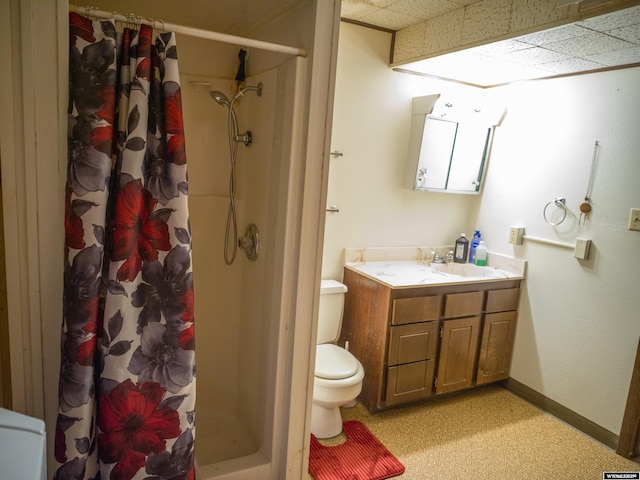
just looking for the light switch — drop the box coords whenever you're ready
[628,208,640,232]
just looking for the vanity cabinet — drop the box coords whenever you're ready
[340,267,520,412]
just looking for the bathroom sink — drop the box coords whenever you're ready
[344,259,522,288]
[430,262,508,279]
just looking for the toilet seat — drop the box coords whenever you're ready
[315,344,359,380]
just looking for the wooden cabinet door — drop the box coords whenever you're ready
[477,311,517,385]
[436,316,481,395]
[386,360,435,406]
[388,322,438,366]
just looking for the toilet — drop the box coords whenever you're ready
[311,279,365,439]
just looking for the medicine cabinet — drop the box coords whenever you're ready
[405,94,503,194]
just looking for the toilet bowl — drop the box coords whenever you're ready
[311,280,365,439]
[312,343,364,438]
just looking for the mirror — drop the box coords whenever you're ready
[405,94,499,194]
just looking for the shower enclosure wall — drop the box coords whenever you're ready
[178,33,305,479]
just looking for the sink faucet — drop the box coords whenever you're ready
[432,250,454,264]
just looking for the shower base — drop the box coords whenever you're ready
[196,413,259,466]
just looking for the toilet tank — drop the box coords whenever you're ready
[317,279,348,344]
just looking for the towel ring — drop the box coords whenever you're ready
[543,197,567,226]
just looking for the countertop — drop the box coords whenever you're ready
[344,258,525,289]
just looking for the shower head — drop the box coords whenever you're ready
[210,82,263,109]
[209,90,230,107]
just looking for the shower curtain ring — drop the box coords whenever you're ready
[86,6,98,20]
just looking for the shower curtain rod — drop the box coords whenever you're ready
[70,5,307,57]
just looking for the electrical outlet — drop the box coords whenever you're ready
[509,226,525,245]
[629,208,640,232]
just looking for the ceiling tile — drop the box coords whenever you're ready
[544,31,637,57]
[387,0,460,20]
[394,23,427,60]
[341,1,382,21]
[500,46,571,66]
[609,24,640,44]
[517,24,590,46]
[422,10,465,54]
[472,39,538,55]
[539,56,606,74]
[462,0,513,44]
[369,0,399,6]
[359,8,418,30]
[509,0,567,32]
[585,46,640,66]
[578,5,640,31]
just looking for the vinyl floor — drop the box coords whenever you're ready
[309,384,639,479]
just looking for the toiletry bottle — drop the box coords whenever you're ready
[475,241,488,266]
[469,230,481,264]
[454,233,469,263]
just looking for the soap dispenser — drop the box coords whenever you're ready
[454,233,469,263]
[475,241,488,266]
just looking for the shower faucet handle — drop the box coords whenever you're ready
[238,223,259,261]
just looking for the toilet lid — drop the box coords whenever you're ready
[315,344,359,380]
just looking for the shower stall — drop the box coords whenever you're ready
[177,33,307,479]
[2,1,341,479]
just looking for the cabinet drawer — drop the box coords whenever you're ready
[391,296,441,325]
[388,322,438,366]
[385,359,435,406]
[486,288,520,313]
[443,291,483,318]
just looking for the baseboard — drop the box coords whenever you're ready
[505,378,619,451]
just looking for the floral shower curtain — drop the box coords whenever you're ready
[55,13,196,480]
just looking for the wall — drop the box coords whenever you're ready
[477,68,640,435]
[322,22,483,280]
[325,21,640,438]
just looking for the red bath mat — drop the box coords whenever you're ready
[309,420,405,480]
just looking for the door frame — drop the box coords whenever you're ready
[617,336,640,458]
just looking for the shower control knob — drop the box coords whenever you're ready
[238,223,259,261]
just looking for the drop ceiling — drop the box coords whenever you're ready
[341,1,640,87]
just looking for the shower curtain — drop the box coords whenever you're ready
[55,13,195,480]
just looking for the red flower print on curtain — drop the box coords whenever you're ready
[56,13,196,480]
